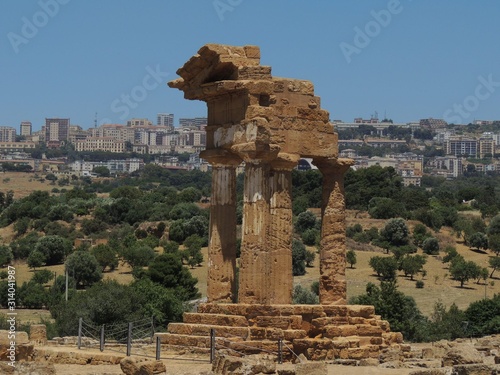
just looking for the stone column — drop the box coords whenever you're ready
[268,155,299,304]
[200,150,241,303]
[313,158,354,305]
[238,160,271,304]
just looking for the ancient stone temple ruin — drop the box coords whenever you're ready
[160,44,403,360]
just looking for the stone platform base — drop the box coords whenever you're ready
[156,303,405,361]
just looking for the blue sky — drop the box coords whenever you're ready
[1,0,500,131]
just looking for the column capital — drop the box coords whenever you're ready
[312,157,355,175]
[270,153,300,171]
[231,142,280,164]
[200,149,242,166]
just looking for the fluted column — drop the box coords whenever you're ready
[238,161,271,304]
[313,158,354,305]
[200,150,241,303]
[268,155,299,304]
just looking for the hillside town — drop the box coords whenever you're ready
[1,115,500,185]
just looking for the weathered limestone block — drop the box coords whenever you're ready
[0,361,56,375]
[0,330,33,362]
[292,339,334,361]
[356,324,383,336]
[30,324,47,345]
[408,370,449,375]
[442,345,484,367]
[157,333,210,348]
[252,316,293,330]
[120,357,167,375]
[183,313,248,327]
[212,353,276,375]
[451,364,493,375]
[295,361,327,375]
[168,323,249,339]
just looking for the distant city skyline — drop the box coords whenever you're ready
[1,1,499,131]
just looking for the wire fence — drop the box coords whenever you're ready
[77,318,302,363]
[77,317,155,357]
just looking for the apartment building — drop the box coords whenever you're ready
[45,118,70,143]
[430,156,463,178]
[20,121,32,137]
[0,126,16,142]
[420,118,448,129]
[0,142,36,153]
[74,137,125,153]
[479,137,496,158]
[157,113,174,129]
[127,118,152,127]
[445,137,478,158]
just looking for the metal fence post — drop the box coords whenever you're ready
[278,338,283,364]
[77,318,82,349]
[100,325,105,352]
[126,322,133,356]
[210,329,216,364]
[150,316,155,344]
[156,335,161,360]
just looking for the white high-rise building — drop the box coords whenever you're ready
[157,113,174,129]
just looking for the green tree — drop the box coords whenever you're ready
[65,250,102,287]
[465,294,500,337]
[426,301,466,341]
[91,244,118,272]
[292,284,319,304]
[27,250,46,270]
[19,281,48,308]
[13,217,30,237]
[412,223,431,247]
[45,173,57,182]
[469,232,489,251]
[350,281,426,341]
[442,246,459,263]
[368,197,406,219]
[422,237,440,255]
[346,249,357,268]
[292,239,307,276]
[122,244,156,269]
[400,254,427,280]
[32,269,54,285]
[93,166,110,177]
[489,256,500,278]
[35,235,73,265]
[380,218,410,247]
[294,211,317,235]
[178,187,202,203]
[369,256,398,281]
[489,234,500,256]
[130,278,184,325]
[147,253,199,301]
[488,214,500,237]
[304,249,316,267]
[302,228,320,246]
[346,223,363,238]
[450,257,481,288]
[0,245,13,266]
[50,280,144,336]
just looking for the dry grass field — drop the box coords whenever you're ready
[0,171,57,199]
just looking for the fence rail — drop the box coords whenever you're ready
[77,321,299,363]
